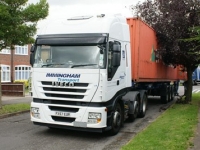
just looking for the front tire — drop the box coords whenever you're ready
[109,102,123,135]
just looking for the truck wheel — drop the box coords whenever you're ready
[168,87,171,101]
[161,92,169,104]
[193,80,197,85]
[161,86,169,104]
[128,97,139,122]
[138,94,147,118]
[109,102,122,135]
[170,86,174,101]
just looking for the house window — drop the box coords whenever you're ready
[0,47,11,54]
[15,65,31,80]
[1,65,10,82]
[15,45,28,55]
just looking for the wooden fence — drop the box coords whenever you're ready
[1,83,25,97]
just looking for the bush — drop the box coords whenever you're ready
[14,80,29,89]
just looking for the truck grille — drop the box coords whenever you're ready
[33,98,88,106]
[43,87,86,93]
[51,116,75,123]
[42,81,88,87]
[49,106,79,113]
[41,81,89,100]
[49,106,78,123]
[45,93,84,99]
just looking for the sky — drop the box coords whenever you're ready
[28,0,144,34]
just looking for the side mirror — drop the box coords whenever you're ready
[30,45,35,53]
[30,45,35,66]
[113,43,121,52]
[30,53,34,66]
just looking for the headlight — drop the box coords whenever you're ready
[31,107,40,119]
[88,112,101,124]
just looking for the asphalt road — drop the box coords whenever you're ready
[192,84,200,93]
[0,94,180,150]
[2,96,32,106]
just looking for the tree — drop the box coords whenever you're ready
[132,0,200,103]
[183,26,200,50]
[0,0,49,108]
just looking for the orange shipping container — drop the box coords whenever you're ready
[126,18,186,82]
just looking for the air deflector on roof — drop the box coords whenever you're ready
[36,34,108,46]
[67,16,93,20]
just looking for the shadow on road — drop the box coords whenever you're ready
[33,96,173,138]
[148,96,162,105]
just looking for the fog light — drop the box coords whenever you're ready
[88,112,101,124]
[31,107,40,119]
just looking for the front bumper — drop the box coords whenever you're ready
[31,102,108,130]
[33,122,111,133]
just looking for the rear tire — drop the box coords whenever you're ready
[109,102,123,135]
[138,94,147,118]
[170,86,174,101]
[128,97,139,122]
[161,86,169,104]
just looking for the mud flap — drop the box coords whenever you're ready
[122,91,140,115]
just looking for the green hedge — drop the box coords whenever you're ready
[14,80,29,89]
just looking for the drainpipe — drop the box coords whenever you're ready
[11,48,14,83]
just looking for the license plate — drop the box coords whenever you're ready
[55,111,70,117]
[73,121,87,127]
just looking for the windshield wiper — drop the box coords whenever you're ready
[71,64,97,68]
[42,63,65,67]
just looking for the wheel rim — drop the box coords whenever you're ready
[113,104,122,128]
[134,102,139,118]
[142,95,147,112]
[113,111,121,127]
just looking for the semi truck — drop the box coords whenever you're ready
[30,14,186,135]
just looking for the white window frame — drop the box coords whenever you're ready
[0,47,11,54]
[15,45,28,55]
[1,65,11,82]
[15,65,31,80]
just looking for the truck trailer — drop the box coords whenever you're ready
[30,14,186,135]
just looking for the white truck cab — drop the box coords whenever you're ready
[30,14,146,135]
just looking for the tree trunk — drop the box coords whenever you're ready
[185,67,193,103]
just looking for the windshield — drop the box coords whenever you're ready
[33,45,106,69]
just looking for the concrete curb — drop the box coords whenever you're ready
[0,110,30,119]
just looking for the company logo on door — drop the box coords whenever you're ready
[46,73,81,82]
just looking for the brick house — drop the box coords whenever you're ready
[0,45,32,83]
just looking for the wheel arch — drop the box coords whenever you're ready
[122,91,140,114]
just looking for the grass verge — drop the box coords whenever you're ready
[0,103,30,115]
[121,93,200,150]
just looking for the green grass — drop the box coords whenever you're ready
[0,103,30,115]
[122,94,200,150]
